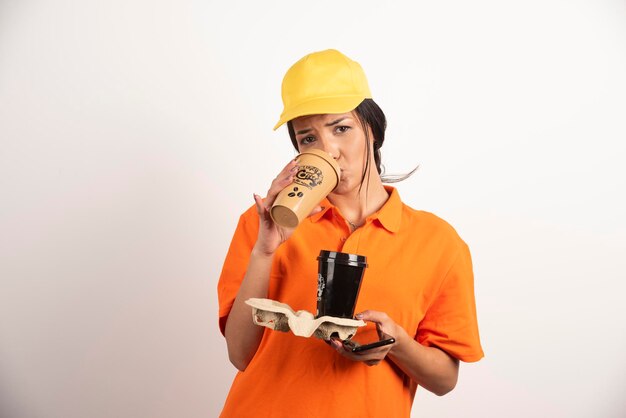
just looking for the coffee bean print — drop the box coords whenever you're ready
[288,192,296,197]
[297,192,303,197]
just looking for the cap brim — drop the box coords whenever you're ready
[273,95,367,130]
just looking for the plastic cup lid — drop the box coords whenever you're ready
[317,250,367,267]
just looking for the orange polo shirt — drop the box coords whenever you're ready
[217,186,483,418]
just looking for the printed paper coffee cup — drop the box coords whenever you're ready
[271,149,340,228]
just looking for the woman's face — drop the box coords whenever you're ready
[291,112,374,195]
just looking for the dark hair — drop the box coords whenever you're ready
[287,99,416,184]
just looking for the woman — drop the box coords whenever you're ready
[218,49,483,417]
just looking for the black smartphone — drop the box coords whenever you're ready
[342,327,395,352]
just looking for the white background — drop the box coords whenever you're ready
[1,1,625,417]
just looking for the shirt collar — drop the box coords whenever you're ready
[308,185,402,233]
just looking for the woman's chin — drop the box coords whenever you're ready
[331,181,356,196]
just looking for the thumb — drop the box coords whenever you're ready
[356,310,400,339]
[355,310,389,325]
[253,194,268,216]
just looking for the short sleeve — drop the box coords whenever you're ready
[416,243,484,362]
[217,206,259,336]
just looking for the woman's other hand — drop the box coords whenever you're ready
[329,310,401,366]
[331,310,460,395]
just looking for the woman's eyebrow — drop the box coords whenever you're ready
[325,117,347,127]
[296,117,349,135]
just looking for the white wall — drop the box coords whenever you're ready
[1,1,625,417]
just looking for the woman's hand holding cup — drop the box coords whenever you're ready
[253,159,323,256]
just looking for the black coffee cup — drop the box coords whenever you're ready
[316,251,368,318]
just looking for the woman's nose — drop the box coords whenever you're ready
[316,136,340,160]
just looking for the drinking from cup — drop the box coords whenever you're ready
[270,149,340,228]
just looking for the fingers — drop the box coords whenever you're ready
[264,160,299,207]
[354,310,400,354]
[329,338,388,366]
[330,338,344,352]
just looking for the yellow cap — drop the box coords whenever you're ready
[273,49,372,130]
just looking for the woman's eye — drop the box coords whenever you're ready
[300,136,315,145]
[335,125,351,134]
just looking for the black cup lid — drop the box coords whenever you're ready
[317,250,367,267]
